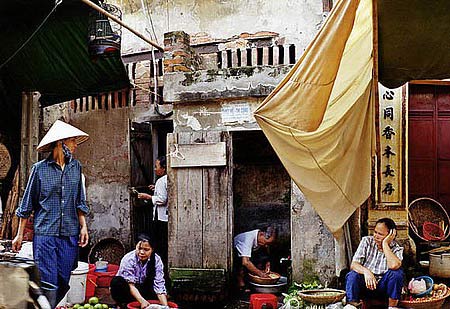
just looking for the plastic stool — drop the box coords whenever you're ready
[250,293,277,309]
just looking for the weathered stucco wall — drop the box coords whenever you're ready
[173,99,261,132]
[43,103,132,248]
[112,0,324,54]
[291,183,337,284]
[70,108,131,247]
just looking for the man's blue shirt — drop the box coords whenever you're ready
[16,156,89,236]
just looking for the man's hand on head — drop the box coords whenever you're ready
[382,228,396,249]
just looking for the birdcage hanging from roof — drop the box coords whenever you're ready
[88,0,122,57]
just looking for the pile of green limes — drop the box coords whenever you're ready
[71,297,111,309]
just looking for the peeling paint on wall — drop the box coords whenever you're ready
[173,99,261,133]
[179,113,204,131]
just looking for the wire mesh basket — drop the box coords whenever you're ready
[408,197,450,241]
[88,237,125,266]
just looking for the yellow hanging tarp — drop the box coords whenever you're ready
[254,0,374,234]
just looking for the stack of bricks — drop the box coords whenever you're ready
[164,31,201,73]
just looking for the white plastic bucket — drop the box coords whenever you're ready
[56,292,67,307]
[66,261,89,304]
[17,242,33,259]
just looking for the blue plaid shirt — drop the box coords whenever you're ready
[16,156,89,237]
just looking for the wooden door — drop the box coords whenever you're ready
[167,131,232,297]
[130,122,154,243]
[409,84,450,212]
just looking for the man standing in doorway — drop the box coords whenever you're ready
[137,156,168,267]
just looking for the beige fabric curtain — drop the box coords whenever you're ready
[254,0,374,234]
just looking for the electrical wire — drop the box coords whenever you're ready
[131,82,161,97]
[138,0,172,118]
[139,0,158,44]
[0,0,63,70]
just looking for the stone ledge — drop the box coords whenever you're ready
[163,65,293,103]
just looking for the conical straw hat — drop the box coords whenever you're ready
[37,120,89,152]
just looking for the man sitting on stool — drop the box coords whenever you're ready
[345,217,404,309]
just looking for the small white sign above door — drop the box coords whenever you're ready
[221,103,253,124]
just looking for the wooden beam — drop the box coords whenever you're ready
[79,0,164,51]
[409,79,450,86]
[20,92,39,197]
[372,0,382,205]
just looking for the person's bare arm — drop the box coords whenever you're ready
[242,257,269,278]
[351,261,377,290]
[12,218,28,252]
[129,283,150,308]
[382,229,402,270]
[77,210,89,247]
[157,293,168,306]
[137,193,152,200]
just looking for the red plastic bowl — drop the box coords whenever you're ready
[423,221,445,241]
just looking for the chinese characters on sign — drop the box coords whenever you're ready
[378,84,403,205]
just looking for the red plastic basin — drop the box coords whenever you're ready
[95,264,119,287]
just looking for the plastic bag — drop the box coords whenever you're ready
[408,278,426,294]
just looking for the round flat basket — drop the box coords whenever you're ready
[88,238,125,266]
[408,197,450,241]
[297,289,346,305]
[399,285,449,309]
[0,143,11,180]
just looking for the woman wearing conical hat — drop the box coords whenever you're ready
[12,120,90,308]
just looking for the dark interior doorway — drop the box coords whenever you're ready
[130,120,173,243]
[232,130,291,276]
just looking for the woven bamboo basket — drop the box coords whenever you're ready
[408,197,450,241]
[297,289,346,305]
[88,238,125,266]
[0,143,11,180]
[399,285,449,309]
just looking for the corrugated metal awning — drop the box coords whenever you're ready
[0,0,129,106]
[378,0,450,88]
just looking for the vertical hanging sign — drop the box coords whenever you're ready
[378,84,403,206]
